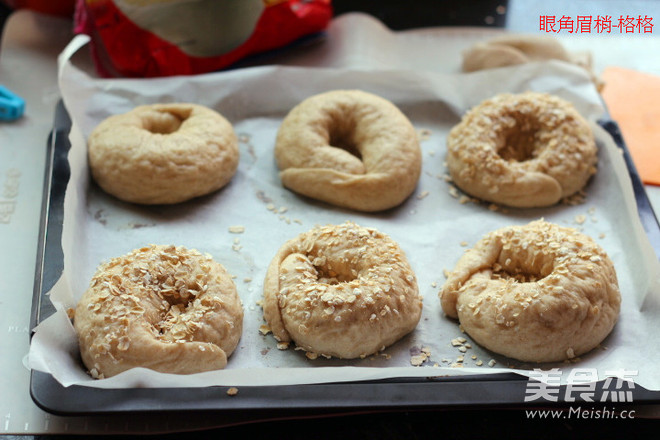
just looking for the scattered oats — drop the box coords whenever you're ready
[457,337,467,343]
[417,190,430,200]
[562,190,586,206]
[266,203,276,211]
[471,355,477,360]
[456,355,464,363]
[228,225,245,234]
[421,346,432,356]
[566,347,576,359]
[598,233,606,239]
[448,185,459,198]
[464,343,472,349]
[381,353,392,360]
[450,363,464,368]
[476,360,483,366]
[305,351,319,360]
[410,354,427,366]
[451,338,463,347]
[226,387,239,396]
[442,358,450,363]
[458,195,471,204]
[293,219,303,225]
[488,359,497,367]
[279,206,288,213]
[232,244,242,252]
[458,346,467,353]
[574,214,587,225]
[431,281,437,288]
[428,150,436,157]
[276,341,289,350]
[243,277,252,283]
[460,241,468,247]
[418,128,432,141]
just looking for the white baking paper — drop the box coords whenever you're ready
[28,37,660,391]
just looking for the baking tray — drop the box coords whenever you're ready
[29,100,660,416]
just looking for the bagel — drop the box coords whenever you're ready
[446,92,597,208]
[88,103,239,204]
[262,221,423,359]
[274,90,422,212]
[462,35,573,72]
[461,35,602,90]
[440,219,620,362]
[74,244,243,378]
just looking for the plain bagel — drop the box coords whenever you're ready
[275,90,422,212]
[262,221,423,359]
[88,103,239,204]
[440,219,620,363]
[446,92,597,208]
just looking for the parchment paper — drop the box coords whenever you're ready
[29,37,660,390]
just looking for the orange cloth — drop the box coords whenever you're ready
[601,66,660,186]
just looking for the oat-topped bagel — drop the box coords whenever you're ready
[446,92,597,208]
[74,245,243,378]
[275,90,422,212]
[440,220,620,362]
[263,221,423,358]
[88,103,239,204]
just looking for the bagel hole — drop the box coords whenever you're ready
[497,118,542,162]
[144,109,191,134]
[492,266,542,283]
[491,258,551,284]
[328,127,362,161]
[314,263,358,285]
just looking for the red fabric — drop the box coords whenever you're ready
[3,0,75,16]
[75,0,332,78]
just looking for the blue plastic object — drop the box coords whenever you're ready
[0,85,25,121]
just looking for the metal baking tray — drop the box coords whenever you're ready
[29,100,660,416]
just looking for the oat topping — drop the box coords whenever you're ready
[74,244,243,378]
[440,219,620,363]
[446,92,597,208]
[263,221,422,359]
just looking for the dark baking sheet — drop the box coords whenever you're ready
[29,101,660,416]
